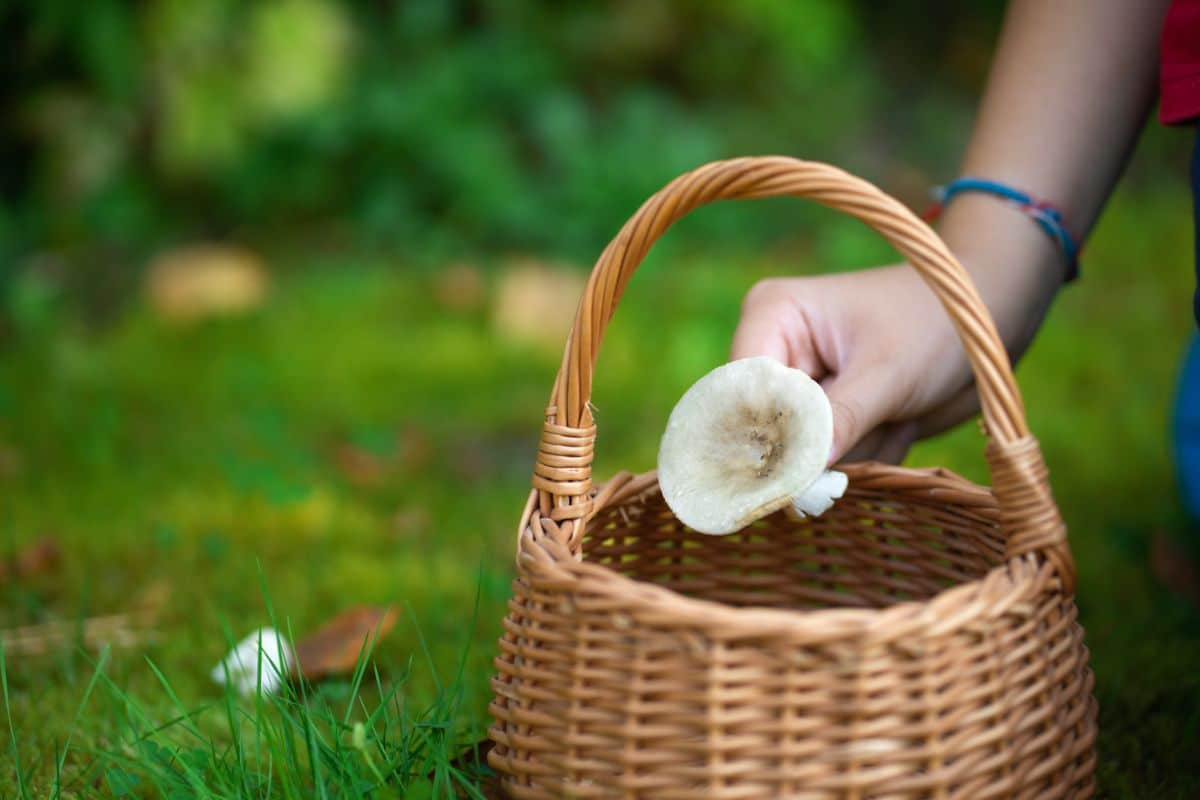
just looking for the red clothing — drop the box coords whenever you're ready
[1162,0,1200,124]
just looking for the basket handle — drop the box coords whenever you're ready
[530,157,1074,592]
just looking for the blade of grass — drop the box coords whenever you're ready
[1,643,31,800]
[50,645,111,797]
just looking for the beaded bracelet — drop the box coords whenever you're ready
[922,177,1081,282]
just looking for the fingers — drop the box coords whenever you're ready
[875,423,919,464]
[822,365,903,464]
[730,279,824,376]
[841,421,919,465]
[838,388,980,465]
[840,425,890,462]
[730,269,979,468]
[729,305,790,363]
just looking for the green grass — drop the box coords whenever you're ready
[1,586,495,799]
[2,176,1199,796]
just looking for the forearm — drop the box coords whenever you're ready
[937,0,1168,357]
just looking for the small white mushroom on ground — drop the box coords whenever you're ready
[210,627,295,697]
[657,356,848,535]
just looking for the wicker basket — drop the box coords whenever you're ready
[488,157,1097,799]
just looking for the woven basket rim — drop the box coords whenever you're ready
[517,462,1064,647]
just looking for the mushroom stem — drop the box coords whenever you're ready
[790,470,848,518]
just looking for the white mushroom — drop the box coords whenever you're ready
[211,627,295,697]
[657,356,847,535]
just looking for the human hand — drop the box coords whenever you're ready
[730,264,983,464]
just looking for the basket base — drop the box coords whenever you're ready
[490,465,1097,799]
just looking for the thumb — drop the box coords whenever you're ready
[730,288,825,376]
[822,365,899,464]
[729,307,790,364]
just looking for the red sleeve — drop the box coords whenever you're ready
[1161,0,1200,124]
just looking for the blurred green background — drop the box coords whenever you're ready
[3,1,1199,797]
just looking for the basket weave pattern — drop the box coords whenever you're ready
[488,158,1097,798]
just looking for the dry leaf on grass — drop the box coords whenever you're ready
[0,536,62,584]
[491,258,585,348]
[435,262,487,313]
[15,537,61,576]
[0,443,22,478]
[391,506,431,542]
[332,443,388,488]
[133,579,173,615]
[293,605,398,682]
[209,607,398,695]
[1,575,168,657]
[1150,532,1200,608]
[146,244,268,322]
[398,425,434,473]
[332,425,435,487]
[0,613,161,656]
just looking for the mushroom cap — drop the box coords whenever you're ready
[657,356,834,534]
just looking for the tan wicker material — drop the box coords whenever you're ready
[488,157,1097,798]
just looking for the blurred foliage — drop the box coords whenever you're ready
[1,178,1198,793]
[2,0,1023,279]
[3,1,1200,795]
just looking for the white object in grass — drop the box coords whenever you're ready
[210,627,295,697]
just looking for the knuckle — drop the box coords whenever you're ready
[741,278,791,315]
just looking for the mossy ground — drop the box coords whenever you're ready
[3,182,1199,797]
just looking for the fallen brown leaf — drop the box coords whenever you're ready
[15,537,61,577]
[293,605,397,682]
[1150,532,1200,608]
[331,426,434,486]
[451,438,491,482]
[449,430,533,483]
[146,243,268,322]
[491,258,585,349]
[0,536,63,585]
[134,578,173,616]
[398,425,434,473]
[333,443,388,488]
[0,443,22,478]
[391,506,431,542]
[0,573,167,656]
[435,262,487,313]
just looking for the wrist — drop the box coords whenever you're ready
[933,192,1066,359]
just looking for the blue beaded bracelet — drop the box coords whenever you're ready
[923,177,1081,283]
